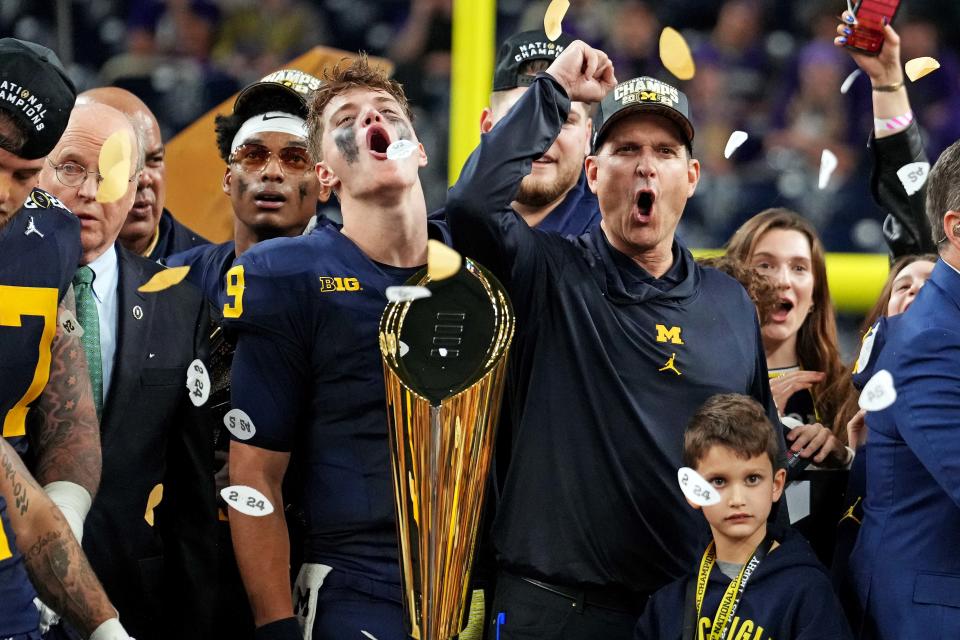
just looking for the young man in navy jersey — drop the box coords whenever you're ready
[446,41,791,640]
[223,55,448,640]
[0,38,131,638]
[166,69,323,308]
[166,69,323,640]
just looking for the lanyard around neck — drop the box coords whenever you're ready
[683,536,772,640]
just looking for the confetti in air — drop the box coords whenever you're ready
[859,369,897,411]
[543,0,570,42]
[677,467,721,506]
[723,131,748,159]
[818,149,838,190]
[840,69,861,95]
[659,27,696,81]
[96,130,133,204]
[138,266,191,293]
[896,162,930,196]
[905,57,940,82]
[386,286,432,303]
[386,139,418,160]
[427,240,462,281]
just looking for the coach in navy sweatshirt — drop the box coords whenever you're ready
[443,41,850,640]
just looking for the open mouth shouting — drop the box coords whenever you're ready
[254,189,287,210]
[367,125,392,160]
[634,189,656,222]
[771,298,794,323]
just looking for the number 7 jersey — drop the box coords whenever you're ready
[0,189,81,452]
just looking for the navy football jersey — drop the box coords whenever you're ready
[1,190,81,454]
[0,495,41,637]
[165,240,236,311]
[223,223,444,587]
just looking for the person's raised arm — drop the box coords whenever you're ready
[446,41,615,282]
[836,14,935,256]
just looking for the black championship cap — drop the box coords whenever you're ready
[493,30,575,91]
[0,38,77,159]
[593,76,695,153]
[232,69,323,120]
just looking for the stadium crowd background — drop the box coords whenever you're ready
[7,0,960,351]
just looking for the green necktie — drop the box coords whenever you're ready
[72,266,103,418]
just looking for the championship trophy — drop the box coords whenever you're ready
[379,243,515,640]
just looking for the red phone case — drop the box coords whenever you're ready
[844,0,902,55]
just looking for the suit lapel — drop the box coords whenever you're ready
[100,246,156,438]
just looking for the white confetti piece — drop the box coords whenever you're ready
[840,69,861,95]
[438,347,448,357]
[399,340,410,357]
[780,415,804,430]
[386,139,418,160]
[385,286,432,303]
[896,161,930,196]
[859,369,897,412]
[818,149,838,190]
[677,467,721,506]
[723,130,748,159]
[224,408,256,441]
[853,322,879,375]
[220,485,274,517]
[58,308,84,337]
[185,359,210,407]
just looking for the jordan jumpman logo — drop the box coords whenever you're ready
[659,352,682,376]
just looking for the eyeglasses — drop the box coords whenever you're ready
[230,144,312,174]
[47,158,139,188]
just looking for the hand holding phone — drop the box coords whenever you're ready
[843,0,902,56]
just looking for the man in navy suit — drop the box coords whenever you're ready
[38,101,216,640]
[851,138,960,639]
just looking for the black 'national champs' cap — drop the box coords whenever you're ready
[493,30,575,91]
[593,76,695,153]
[232,68,323,120]
[0,38,77,159]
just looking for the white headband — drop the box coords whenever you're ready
[230,111,308,155]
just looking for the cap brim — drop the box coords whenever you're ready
[233,82,308,119]
[594,104,694,153]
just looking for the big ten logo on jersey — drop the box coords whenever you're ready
[318,276,362,292]
[655,324,684,345]
[22,189,68,211]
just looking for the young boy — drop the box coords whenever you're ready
[634,394,852,640]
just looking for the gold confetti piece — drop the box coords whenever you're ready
[427,239,461,281]
[95,162,129,204]
[138,265,191,293]
[144,483,163,527]
[98,129,131,174]
[543,0,570,42]
[96,130,133,203]
[659,27,695,81]
[905,56,940,82]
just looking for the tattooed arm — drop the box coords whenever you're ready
[0,438,121,637]
[31,284,101,496]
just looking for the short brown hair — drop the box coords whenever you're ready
[926,138,960,248]
[683,394,782,470]
[306,53,414,162]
